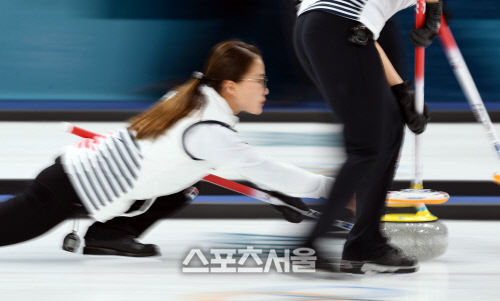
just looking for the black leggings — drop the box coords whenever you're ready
[0,158,190,246]
[84,191,189,240]
[0,159,82,246]
[294,11,405,260]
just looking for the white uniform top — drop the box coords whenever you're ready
[62,85,334,222]
[297,0,416,39]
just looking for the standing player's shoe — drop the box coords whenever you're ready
[340,247,419,274]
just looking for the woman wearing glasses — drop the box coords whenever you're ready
[0,41,333,254]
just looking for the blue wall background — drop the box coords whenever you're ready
[0,0,499,107]
[398,0,500,103]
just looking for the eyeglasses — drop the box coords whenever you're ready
[238,76,268,89]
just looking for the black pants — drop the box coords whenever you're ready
[294,11,405,260]
[84,192,189,240]
[0,159,82,246]
[0,158,189,246]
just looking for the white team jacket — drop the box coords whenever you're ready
[297,0,416,40]
[62,86,334,222]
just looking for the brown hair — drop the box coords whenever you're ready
[129,41,261,140]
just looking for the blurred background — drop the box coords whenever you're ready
[0,0,498,110]
[1,0,500,216]
[0,2,499,300]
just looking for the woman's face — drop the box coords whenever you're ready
[231,57,269,115]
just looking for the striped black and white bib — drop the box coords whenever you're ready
[297,0,415,39]
[63,129,143,215]
[299,0,367,20]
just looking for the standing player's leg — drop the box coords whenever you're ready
[295,11,414,274]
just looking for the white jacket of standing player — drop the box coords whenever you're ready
[297,0,416,39]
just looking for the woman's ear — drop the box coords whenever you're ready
[221,80,237,97]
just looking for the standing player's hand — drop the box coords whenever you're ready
[409,1,443,48]
[391,81,431,135]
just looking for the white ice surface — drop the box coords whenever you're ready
[1,121,499,181]
[0,219,498,301]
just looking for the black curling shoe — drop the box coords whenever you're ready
[340,248,419,274]
[83,235,160,257]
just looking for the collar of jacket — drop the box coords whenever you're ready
[199,85,240,128]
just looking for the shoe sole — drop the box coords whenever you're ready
[83,246,160,257]
[340,261,419,274]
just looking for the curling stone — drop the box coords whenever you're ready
[380,202,448,261]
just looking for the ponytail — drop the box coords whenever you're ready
[129,40,261,141]
[128,77,203,140]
